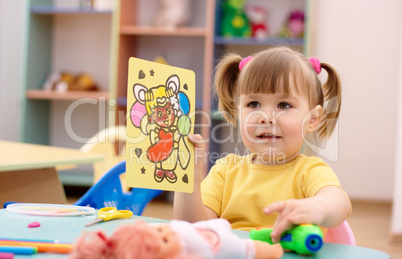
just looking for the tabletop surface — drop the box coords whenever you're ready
[0,141,103,172]
[0,209,390,259]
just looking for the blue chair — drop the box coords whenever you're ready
[74,160,162,215]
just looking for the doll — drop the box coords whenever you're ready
[278,10,305,38]
[153,0,190,29]
[69,218,283,259]
[246,5,269,40]
[220,0,252,37]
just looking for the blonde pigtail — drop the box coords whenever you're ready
[317,63,342,140]
[214,53,243,126]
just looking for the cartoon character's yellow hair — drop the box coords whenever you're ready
[144,85,174,114]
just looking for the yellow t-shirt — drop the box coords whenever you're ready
[201,153,344,231]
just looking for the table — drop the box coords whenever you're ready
[0,209,391,259]
[0,141,103,205]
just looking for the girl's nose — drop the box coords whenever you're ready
[259,112,275,124]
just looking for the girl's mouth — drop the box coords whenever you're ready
[258,133,281,139]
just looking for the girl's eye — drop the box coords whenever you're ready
[247,101,260,108]
[278,102,291,109]
[157,111,162,118]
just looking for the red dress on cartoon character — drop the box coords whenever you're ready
[147,102,178,183]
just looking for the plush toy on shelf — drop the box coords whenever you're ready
[278,10,305,38]
[220,0,252,37]
[154,55,170,65]
[43,72,98,92]
[69,219,284,259]
[153,0,190,29]
[246,5,269,40]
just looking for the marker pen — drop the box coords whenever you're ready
[0,246,37,255]
[0,252,14,259]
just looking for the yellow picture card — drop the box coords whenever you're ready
[126,57,195,193]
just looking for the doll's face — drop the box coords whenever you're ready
[150,102,175,127]
[151,224,181,259]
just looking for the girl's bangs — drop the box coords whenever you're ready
[239,58,297,96]
[239,54,313,104]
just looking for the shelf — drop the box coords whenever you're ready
[214,36,304,46]
[120,26,208,37]
[31,6,113,15]
[26,90,109,101]
[211,110,224,120]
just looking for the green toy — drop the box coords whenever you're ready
[220,0,252,37]
[250,224,323,255]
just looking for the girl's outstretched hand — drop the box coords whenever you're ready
[263,187,350,243]
[263,198,325,243]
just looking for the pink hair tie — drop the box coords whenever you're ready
[308,57,321,74]
[239,56,253,71]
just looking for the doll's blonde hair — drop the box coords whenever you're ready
[214,46,342,140]
[144,85,175,115]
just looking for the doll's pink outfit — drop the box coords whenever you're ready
[170,218,256,259]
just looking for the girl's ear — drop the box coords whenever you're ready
[306,105,323,133]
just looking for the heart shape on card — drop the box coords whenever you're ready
[135,148,142,157]
[139,70,146,79]
[182,174,188,183]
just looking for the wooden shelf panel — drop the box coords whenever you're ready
[214,36,304,46]
[26,90,109,100]
[120,26,207,37]
[31,6,113,15]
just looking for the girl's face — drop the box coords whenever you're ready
[150,102,175,127]
[238,88,321,165]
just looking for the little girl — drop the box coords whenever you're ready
[174,46,351,243]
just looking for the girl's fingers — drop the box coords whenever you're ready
[188,134,205,149]
[287,214,307,225]
[271,214,309,243]
[263,201,285,215]
[271,217,293,243]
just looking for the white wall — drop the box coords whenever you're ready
[391,3,402,236]
[0,1,26,141]
[314,0,401,201]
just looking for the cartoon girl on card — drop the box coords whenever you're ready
[132,75,191,184]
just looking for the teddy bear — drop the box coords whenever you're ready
[153,0,190,29]
[43,72,98,92]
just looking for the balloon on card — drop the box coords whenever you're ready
[131,102,146,127]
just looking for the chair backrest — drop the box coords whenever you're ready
[324,221,356,246]
[74,160,163,215]
[80,125,127,186]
